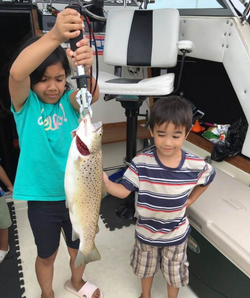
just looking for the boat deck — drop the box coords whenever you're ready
[12,199,198,298]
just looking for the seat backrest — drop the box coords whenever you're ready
[103,8,180,68]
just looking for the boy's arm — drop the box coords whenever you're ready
[187,160,216,208]
[186,184,210,208]
[0,166,13,193]
[103,172,131,199]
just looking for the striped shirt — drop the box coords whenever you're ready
[121,147,216,246]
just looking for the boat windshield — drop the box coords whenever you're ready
[146,0,245,17]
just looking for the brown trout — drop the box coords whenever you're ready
[64,114,105,267]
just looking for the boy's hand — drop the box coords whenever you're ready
[66,38,93,74]
[103,172,110,189]
[51,8,84,44]
[102,171,131,199]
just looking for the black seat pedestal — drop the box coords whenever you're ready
[115,97,145,220]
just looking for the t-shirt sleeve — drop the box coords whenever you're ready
[198,162,216,187]
[121,159,139,192]
[10,90,34,134]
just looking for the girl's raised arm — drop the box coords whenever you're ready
[9,8,84,112]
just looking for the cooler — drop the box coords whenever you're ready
[186,168,250,298]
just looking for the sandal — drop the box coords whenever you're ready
[64,279,103,298]
[0,245,10,263]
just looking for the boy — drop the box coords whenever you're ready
[103,96,216,298]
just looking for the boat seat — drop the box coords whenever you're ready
[99,8,193,218]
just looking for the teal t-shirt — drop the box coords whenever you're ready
[11,90,79,201]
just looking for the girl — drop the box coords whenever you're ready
[9,8,101,298]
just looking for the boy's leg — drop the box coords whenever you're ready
[130,238,159,298]
[167,283,179,298]
[140,276,154,298]
[67,247,101,298]
[35,250,58,298]
[161,240,189,298]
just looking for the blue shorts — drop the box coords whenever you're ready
[28,200,79,258]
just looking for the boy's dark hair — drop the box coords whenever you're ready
[149,96,193,134]
[12,36,71,91]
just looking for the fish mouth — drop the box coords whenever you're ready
[76,135,90,156]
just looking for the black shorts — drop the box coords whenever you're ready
[28,200,79,258]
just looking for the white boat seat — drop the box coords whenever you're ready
[98,9,193,98]
[99,71,174,96]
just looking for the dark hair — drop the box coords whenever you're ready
[12,36,71,91]
[149,96,193,134]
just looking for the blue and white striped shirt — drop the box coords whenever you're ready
[122,147,216,246]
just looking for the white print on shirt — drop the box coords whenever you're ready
[38,103,67,131]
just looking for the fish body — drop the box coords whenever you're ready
[64,114,105,267]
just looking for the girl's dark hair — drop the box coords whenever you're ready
[12,36,71,91]
[149,96,193,134]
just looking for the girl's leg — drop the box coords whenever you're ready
[35,249,58,298]
[140,276,154,298]
[28,201,66,298]
[67,247,101,298]
[167,283,179,298]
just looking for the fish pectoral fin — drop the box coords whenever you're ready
[71,128,78,138]
[74,245,101,268]
[72,229,79,241]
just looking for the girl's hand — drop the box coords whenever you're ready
[66,38,93,74]
[75,39,93,75]
[51,8,84,44]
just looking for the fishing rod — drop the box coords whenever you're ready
[66,3,93,118]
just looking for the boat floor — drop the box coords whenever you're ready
[12,198,198,298]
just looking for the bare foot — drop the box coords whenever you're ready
[41,290,54,298]
[72,279,101,298]
[139,294,150,298]
[92,288,101,298]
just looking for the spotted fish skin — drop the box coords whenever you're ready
[64,114,105,267]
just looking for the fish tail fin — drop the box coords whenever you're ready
[72,229,79,241]
[74,245,101,268]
